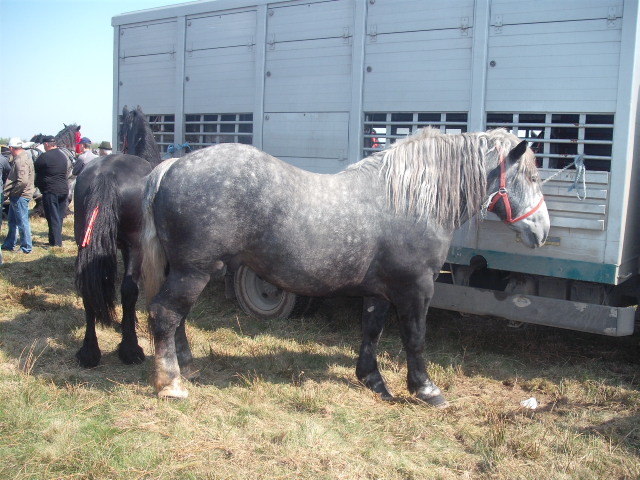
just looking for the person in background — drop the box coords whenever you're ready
[2,138,34,254]
[72,137,98,177]
[98,140,112,156]
[0,147,11,220]
[34,136,69,247]
[0,147,11,265]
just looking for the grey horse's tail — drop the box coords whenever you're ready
[141,158,180,304]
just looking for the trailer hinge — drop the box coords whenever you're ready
[607,7,619,28]
[460,17,470,36]
[367,24,377,42]
[267,34,276,50]
[342,27,351,43]
[494,15,503,34]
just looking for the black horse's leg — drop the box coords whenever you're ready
[148,269,210,398]
[76,300,101,368]
[395,280,448,408]
[356,297,393,400]
[117,245,145,364]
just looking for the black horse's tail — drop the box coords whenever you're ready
[141,158,180,304]
[75,173,120,326]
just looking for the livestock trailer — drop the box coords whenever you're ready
[112,0,640,335]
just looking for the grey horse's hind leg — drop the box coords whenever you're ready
[148,270,210,398]
[175,318,198,381]
[356,297,394,400]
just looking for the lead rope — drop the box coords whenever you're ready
[541,154,587,200]
[162,142,192,159]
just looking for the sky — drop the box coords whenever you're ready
[0,0,185,144]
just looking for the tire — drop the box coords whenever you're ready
[233,265,314,320]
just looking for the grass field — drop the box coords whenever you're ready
[1,215,639,479]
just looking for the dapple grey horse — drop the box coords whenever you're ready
[141,128,550,407]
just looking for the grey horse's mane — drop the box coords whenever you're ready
[348,127,530,229]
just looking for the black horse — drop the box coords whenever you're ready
[74,106,162,368]
[31,122,81,154]
[141,128,550,406]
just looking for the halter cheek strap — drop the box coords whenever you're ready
[486,150,545,224]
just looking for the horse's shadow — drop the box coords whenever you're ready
[3,265,639,405]
[1,274,361,393]
[1,253,77,296]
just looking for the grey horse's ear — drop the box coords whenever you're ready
[508,140,528,160]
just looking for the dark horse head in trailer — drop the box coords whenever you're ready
[141,128,550,406]
[74,105,162,368]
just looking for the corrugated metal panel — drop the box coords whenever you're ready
[264,37,352,112]
[262,112,349,173]
[186,10,256,51]
[119,20,176,57]
[541,170,609,231]
[266,0,353,43]
[118,19,177,113]
[486,12,622,112]
[184,46,255,112]
[363,28,472,112]
[490,0,623,25]
[119,54,176,112]
[367,0,474,35]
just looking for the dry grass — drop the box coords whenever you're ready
[0,215,639,479]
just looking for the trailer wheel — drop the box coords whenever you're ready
[233,265,313,320]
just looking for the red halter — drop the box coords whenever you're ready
[487,151,545,224]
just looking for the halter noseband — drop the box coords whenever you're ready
[485,149,545,224]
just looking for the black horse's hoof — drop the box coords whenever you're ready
[118,343,145,365]
[360,372,394,400]
[415,382,449,408]
[76,347,101,368]
[417,393,449,409]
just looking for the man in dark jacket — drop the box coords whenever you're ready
[34,135,69,247]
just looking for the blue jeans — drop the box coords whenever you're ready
[2,196,32,253]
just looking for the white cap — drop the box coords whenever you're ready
[8,137,23,148]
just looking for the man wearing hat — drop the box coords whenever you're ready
[98,141,112,156]
[72,137,98,176]
[2,138,35,254]
[34,136,69,247]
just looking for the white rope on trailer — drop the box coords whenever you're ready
[541,154,587,200]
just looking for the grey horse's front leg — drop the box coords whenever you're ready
[356,297,394,400]
[396,291,448,408]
